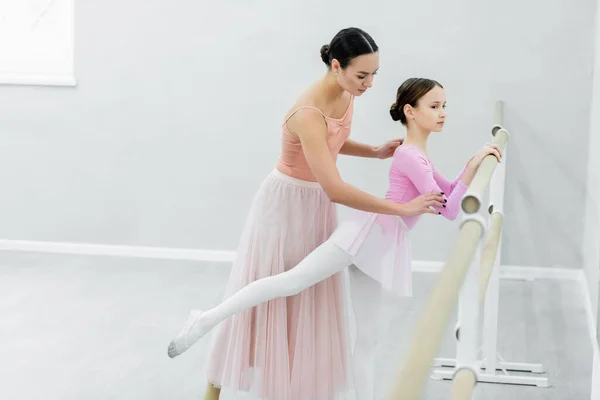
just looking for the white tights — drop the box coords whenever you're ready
[174,240,386,399]
[200,240,355,328]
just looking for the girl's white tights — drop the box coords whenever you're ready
[168,240,353,357]
[168,240,386,399]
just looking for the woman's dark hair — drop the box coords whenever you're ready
[390,78,443,124]
[320,27,378,69]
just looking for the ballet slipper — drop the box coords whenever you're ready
[167,309,207,358]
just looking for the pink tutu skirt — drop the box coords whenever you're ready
[206,169,355,400]
[330,210,413,297]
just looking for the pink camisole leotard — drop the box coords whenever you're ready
[276,97,354,181]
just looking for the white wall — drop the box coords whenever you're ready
[0,0,596,267]
[585,0,600,397]
[585,0,600,322]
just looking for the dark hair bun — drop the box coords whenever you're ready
[320,28,378,69]
[320,44,330,65]
[389,103,401,122]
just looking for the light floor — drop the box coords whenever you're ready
[0,252,592,399]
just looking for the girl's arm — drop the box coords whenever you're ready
[457,144,503,186]
[395,149,468,220]
[432,164,467,196]
[432,143,503,196]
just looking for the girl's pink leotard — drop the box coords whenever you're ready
[330,144,468,296]
[386,144,467,227]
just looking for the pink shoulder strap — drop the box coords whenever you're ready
[282,106,326,126]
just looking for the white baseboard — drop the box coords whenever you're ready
[0,239,236,263]
[410,261,581,281]
[0,74,77,87]
[500,265,582,281]
[0,239,582,281]
[411,261,445,273]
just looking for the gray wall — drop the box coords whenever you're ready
[0,0,596,267]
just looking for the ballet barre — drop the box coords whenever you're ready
[386,215,485,400]
[431,101,549,390]
[387,101,548,400]
[479,211,503,308]
[461,129,509,214]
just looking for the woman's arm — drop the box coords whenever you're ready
[340,138,403,159]
[288,110,444,217]
[339,139,378,158]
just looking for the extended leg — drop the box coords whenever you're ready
[168,240,353,357]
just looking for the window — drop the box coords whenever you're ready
[0,0,75,86]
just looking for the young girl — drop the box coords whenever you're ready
[170,78,499,399]
[170,30,445,400]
